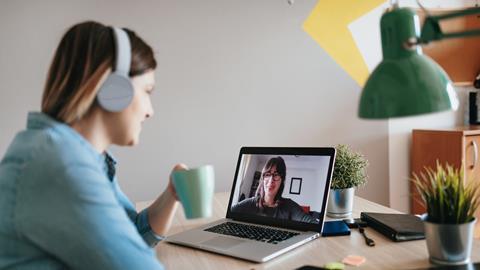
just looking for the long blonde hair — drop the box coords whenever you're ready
[41,21,156,124]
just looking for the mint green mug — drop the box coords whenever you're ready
[172,165,215,219]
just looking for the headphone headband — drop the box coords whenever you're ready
[112,27,131,77]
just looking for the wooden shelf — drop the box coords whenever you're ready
[416,8,480,85]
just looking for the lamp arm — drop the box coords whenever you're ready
[433,7,480,20]
[442,29,480,39]
[419,7,480,44]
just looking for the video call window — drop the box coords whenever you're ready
[230,154,331,224]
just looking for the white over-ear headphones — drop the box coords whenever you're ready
[96,27,134,112]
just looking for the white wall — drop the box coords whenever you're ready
[283,169,316,208]
[283,169,325,212]
[236,155,256,202]
[282,156,330,212]
[0,0,389,204]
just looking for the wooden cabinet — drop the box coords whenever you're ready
[411,127,480,237]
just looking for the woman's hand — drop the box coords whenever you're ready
[167,163,188,201]
[147,163,188,236]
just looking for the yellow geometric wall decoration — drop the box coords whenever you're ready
[303,0,386,86]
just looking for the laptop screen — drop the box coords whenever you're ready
[226,147,335,232]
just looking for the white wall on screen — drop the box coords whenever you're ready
[282,157,329,212]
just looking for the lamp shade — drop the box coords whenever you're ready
[358,7,459,119]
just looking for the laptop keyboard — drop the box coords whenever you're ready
[204,222,299,244]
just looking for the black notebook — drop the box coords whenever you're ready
[360,212,425,242]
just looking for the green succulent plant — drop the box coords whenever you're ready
[331,144,368,189]
[413,162,480,224]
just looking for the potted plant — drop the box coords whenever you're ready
[413,163,480,265]
[327,144,368,218]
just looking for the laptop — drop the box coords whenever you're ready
[166,147,336,262]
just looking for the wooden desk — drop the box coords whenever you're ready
[137,193,480,270]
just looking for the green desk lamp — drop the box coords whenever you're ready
[358,4,480,119]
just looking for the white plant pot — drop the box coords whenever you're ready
[422,215,476,265]
[326,187,354,218]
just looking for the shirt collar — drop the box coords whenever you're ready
[104,151,117,165]
[104,151,118,182]
[26,112,104,164]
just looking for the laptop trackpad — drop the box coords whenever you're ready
[201,236,246,250]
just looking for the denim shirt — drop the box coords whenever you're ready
[0,112,164,269]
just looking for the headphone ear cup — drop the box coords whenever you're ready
[97,74,134,112]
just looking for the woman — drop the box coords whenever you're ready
[231,157,316,223]
[0,21,181,269]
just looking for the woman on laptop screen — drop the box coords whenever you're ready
[231,157,316,223]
